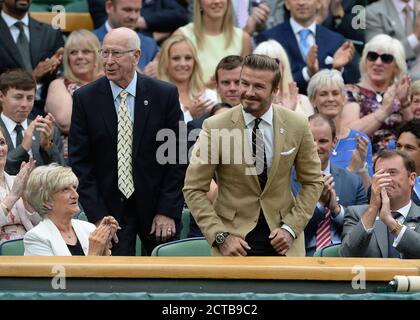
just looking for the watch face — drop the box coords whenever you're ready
[216,233,225,244]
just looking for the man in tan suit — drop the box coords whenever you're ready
[183,54,323,256]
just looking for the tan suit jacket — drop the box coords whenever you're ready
[183,105,323,256]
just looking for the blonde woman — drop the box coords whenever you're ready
[158,35,217,122]
[253,40,314,117]
[45,30,103,161]
[343,34,411,152]
[174,0,251,85]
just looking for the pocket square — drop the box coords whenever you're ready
[324,55,334,65]
[280,148,296,156]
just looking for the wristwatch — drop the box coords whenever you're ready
[391,220,403,235]
[215,232,230,246]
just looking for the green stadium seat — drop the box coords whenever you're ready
[181,207,190,239]
[65,0,88,12]
[0,239,25,256]
[313,243,341,257]
[151,237,211,256]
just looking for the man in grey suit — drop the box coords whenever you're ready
[291,114,367,256]
[0,69,63,175]
[340,150,420,258]
[365,0,420,79]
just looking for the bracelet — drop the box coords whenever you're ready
[355,162,368,174]
[0,202,10,213]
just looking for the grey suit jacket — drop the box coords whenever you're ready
[340,203,420,258]
[365,0,419,61]
[0,118,64,175]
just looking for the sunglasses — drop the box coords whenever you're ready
[366,51,394,64]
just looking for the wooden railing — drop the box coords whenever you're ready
[0,256,419,281]
[29,12,94,32]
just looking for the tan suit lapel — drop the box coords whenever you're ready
[231,106,260,188]
[262,105,285,194]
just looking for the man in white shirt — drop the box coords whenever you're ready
[184,54,323,256]
[340,149,420,258]
[0,69,64,175]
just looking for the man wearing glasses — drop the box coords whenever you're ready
[69,27,185,256]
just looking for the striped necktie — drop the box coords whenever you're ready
[117,91,134,199]
[252,118,267,190]
[316,208,332,250]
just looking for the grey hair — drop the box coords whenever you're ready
[307,69,346,100]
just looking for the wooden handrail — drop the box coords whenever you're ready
[29,12,94,32]
[0,256,419,281]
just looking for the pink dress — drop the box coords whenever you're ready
[0,174,41,244]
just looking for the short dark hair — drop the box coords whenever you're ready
[209,102,232,117]
[0,69,36,94]
[397,119,420,142]
[214,55,244,83]
[242,54,281,93]
[308,113,337,138]
[374,149,416,174]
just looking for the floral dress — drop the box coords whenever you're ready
[346,84,402,153]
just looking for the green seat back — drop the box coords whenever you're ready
[314,244,341,257]
[151,237,211,256]
[0,239,25,256]
[180,207,191,239]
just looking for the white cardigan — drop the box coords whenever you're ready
[24,217,95,256]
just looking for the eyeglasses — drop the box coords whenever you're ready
[366,51,394,64]
[98,49,136,58]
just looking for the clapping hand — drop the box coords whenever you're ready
[10,157,35,200]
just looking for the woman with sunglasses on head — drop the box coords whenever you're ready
[342,34,412,153]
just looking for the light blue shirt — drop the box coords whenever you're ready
[109,74,137,123]
[414,177,420,198]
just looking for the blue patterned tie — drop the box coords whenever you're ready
[299,29,311,60]
[117,91,134,199]
[388,211,402,258]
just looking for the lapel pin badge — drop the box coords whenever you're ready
[407,222,417,230]
[144,100,149,106]
[280,128,285,134]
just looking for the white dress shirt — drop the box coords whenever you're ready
[392,0,419,49]
[289,18,317,82]
[241,105,296,238]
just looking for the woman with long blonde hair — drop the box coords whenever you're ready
[174,0,251,86]
[158,35,217,122]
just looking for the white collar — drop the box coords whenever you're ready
[109,73,137,101]
[1,11,29,28]
[242,105,273,127]
[392,0,414,13]
[393,201,413,220]
[1,113,28,133]
[289,17,316,37]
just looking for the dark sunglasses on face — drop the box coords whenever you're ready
[366,51,394,64]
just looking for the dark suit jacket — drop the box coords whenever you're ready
[0,13,64,114]
[256,21,349,93]
[69,74,185,233]
[340,203,420,258]
[291,164,367,253]
[93,24,159,70]
[88,0,189,35]
[0,118,64,175]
